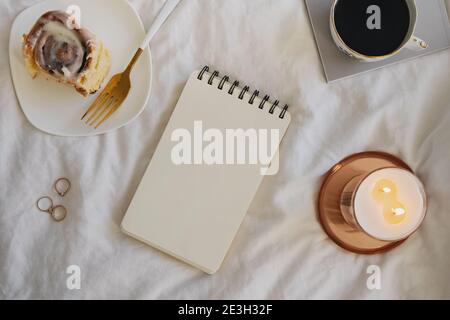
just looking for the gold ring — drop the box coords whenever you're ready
[51,205,67,222]
[54,178,71,197]
[36,196,54,213]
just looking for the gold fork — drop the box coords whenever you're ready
[82,0,181,129]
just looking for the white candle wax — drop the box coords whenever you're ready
[354,168,426,241]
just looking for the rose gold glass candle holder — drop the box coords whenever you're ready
[318,151,427,254]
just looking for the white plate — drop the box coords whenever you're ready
[9,0,152,136]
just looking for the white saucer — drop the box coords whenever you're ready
[9,0,152,136]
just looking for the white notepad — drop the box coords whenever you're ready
[121,67,291,274]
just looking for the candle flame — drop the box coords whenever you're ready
[393,207,406,216]
[373,179,407,224]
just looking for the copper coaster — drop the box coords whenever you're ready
[318,152,413,254]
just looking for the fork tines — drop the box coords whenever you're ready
[81,92,120,129]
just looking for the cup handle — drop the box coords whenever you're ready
[405,36,428,51]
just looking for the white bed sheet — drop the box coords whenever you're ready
[1,0,449,299]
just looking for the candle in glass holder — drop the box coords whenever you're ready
[341,167,427,241]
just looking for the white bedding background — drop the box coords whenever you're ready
[1,0,450,299]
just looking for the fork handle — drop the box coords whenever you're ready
[139,0,181,50]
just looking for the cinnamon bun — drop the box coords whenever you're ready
[23,11,111,96]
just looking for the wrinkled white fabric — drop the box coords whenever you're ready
[1,0,450,300]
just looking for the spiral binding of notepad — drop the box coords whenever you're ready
[197,66,289,119]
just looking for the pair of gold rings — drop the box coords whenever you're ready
[36,178,71,222]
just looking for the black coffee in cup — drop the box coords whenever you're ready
[334,0,411,57]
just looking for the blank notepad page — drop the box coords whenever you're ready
[122,69,291,274]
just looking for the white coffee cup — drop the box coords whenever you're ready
[330,0,428,62]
